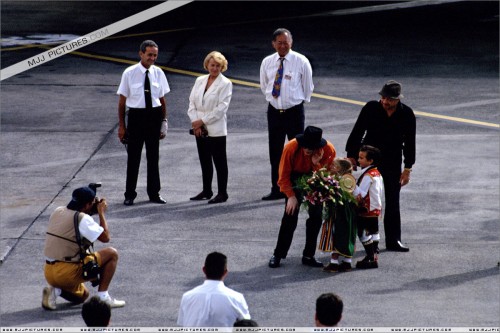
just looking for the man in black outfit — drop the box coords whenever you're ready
[346,80,416,252]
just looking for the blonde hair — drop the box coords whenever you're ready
[333,158,353,176]
[203,51,228,72]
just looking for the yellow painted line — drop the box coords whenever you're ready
[23,47,500,129]
[412,111,499,128]
[105,27,196,40]
[1,43,56,51]
[312,92,366,106]
[313,92,499,128]
[70,50,138,66]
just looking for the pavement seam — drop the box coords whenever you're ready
[0,123,119,265]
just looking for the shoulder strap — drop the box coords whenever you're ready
[356,166,377,186]
[46,232,78,244]
[73,212,86,261]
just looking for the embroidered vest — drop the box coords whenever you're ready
[358,168,382,217]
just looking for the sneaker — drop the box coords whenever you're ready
[42,286,56,310]
[323,263,340,273]
[356,257,378,269]
[101,295,126,308]
[339,262,352,272]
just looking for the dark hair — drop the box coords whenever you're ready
[272,28,292,41]
[359,145,381,166]
[82,296,111,327]
[316,293,343,327]
[234,319,259,327]
[204,252,227,280]
[140,40,158,53]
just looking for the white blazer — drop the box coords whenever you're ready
[187,74,232,137]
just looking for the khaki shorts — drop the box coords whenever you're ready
[44,252,102,302]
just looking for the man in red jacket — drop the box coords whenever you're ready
[268,126,336,268]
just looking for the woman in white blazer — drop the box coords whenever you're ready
[187,51,233,204]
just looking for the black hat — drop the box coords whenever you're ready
[296,126,327,149]
[67,187,96,210]
[379,80,403,99]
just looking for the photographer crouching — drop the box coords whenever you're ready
[42,185,125,310]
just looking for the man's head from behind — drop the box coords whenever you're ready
[82,296,111,327]
[203,252,228,280]
[315,293,343,327]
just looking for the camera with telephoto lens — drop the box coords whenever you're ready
[88,182,102,216]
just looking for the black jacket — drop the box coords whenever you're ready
[346,100,416,168]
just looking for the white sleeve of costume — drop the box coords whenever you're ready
[355,176,372,198]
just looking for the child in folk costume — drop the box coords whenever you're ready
[321,158,358,273]
[353,145,384,269]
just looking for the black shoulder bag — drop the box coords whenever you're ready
[73,212,101,281]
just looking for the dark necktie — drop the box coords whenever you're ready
[144,70,152,109]
[271,57,284,98]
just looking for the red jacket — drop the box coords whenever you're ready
[278,139,336,198]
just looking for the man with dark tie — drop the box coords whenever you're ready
[117,40,170,206]
[260,28,314,201]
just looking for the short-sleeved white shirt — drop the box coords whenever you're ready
[177,280,251,327]
[79,213,103,243]
[117,62,170,108]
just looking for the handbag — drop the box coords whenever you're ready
[73,212,101,281]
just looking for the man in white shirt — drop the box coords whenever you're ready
[117,40,170,206]
[177,252,251,327]
[260,28,314,201]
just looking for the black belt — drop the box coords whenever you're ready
[270,102,303,114]
[46,260,76,264]
[128,106,162,112]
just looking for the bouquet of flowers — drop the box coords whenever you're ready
[295,168,357,219]
[295,168,358,255]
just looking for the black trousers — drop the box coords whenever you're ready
[378,160,403,245]
[357,216,379,239]
[125,107,162,200]
[273,193,323,259]
[195,136,228,195]
[267,103,305,193]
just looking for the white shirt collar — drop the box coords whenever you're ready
[139,62,150,74]
[203,279,224,287]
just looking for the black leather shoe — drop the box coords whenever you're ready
[302,256,324,267]
[262,191,286,201]
[208,193,228,204]
[355,257,378,269]
[268,255,281,268]
[190,191,213,201]
[339,261,352,272]
[124,198,134,206]
[149,196,167,204]
[386,241,409,252]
